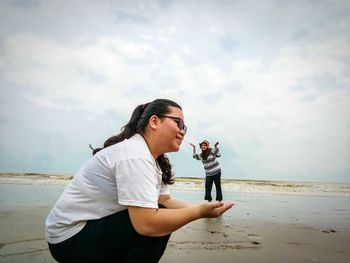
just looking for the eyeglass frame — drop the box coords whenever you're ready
[157,114,187,133]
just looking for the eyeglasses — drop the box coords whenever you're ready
[157,115,187,133]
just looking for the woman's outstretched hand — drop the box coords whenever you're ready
[189,143,195,148]
[198,201,234,218]
[214,141,219,147]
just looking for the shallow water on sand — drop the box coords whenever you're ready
[1,184,349,228]
[171,188,350,227]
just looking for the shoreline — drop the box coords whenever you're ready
[1,172,349,197]
[1,172,348,184]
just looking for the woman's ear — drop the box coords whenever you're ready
[149,115,159,130]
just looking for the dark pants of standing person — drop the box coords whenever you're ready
[204,172,223,202]
[48,205,170,263]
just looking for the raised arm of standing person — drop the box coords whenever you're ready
[214,141,221,157]
[190,142,201,160]
[189,142,196,155]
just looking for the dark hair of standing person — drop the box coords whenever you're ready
[89,99,182,185]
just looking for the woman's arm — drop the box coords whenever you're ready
[190,143,202,160]
[189,143,196,155]
[214,141,221,157]
[158,194,196,209]
[128,200,233,237]
[214,141,219,149]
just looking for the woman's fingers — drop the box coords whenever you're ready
[199,202,234,218]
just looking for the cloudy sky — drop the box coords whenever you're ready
[1,0,349,183]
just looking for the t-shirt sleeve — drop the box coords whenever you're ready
[115,157,159,208]
[160,181,169,195]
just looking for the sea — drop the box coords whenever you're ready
[1,179,349,229]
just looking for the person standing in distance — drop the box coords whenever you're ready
[190,140,223,202]
[46,99,233,263]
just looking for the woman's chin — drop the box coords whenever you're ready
[171,143,181,152]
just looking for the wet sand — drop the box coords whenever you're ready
[1,173,350,262]
[162,217,349,262]
[0,206,349,263]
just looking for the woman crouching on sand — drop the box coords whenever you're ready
[45,99,233,263]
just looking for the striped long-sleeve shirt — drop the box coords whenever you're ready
[193,147,221,176]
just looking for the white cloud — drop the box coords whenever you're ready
[3,34,162,114]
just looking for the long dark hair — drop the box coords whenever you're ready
[201,148,211,161]
[89,99,182,185]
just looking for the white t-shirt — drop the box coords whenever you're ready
[45,134,169,244]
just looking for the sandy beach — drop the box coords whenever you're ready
[1,173,350,262]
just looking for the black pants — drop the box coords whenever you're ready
[204,172,223,201]
[48,206,170,263]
